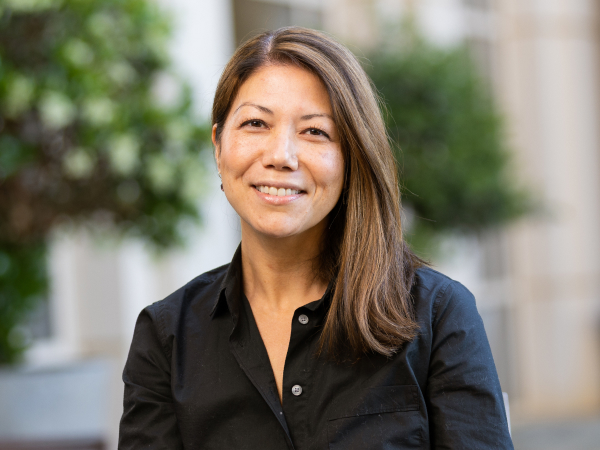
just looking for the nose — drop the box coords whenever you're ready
[261,127,298,171]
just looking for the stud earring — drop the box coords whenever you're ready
[218,172,223,192]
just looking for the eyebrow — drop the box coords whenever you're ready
[300,113,333,121]
[234,102,334,121]
[234,102,273,115]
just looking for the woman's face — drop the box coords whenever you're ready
[213,64,344,242]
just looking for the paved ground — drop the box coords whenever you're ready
[512,415,600,450]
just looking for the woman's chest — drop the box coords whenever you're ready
[170,320,431,450]
[251,308,294,401]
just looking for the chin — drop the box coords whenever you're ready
[240,210,328,240]
[242,217,313,240]
[256,224,304,239]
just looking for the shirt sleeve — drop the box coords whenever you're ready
[118,305,183,449]
[426,281,514,449]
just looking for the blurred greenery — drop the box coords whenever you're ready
[0,242,47,363]
[0,0,211,364]
[367,37,530,255]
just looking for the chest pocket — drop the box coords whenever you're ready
[327,385,425,450]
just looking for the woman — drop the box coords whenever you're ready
[119,27,513,449]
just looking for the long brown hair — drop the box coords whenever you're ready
[212,27,423,358]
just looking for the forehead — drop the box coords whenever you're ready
[231,63,333,115]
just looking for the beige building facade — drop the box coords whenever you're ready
[495,0,600,418]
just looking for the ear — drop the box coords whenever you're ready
[212,123,221,173]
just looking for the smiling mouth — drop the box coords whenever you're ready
[255,185,303,196]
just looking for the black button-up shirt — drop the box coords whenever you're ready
[119,247,513,449]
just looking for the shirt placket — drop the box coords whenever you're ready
[281,305,322,449]
[227,291,296,449]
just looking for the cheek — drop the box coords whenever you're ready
[316,149,345,192]
[219,134,256,176]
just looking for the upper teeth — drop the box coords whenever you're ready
[257,186,301,196]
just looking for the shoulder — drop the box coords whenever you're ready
[143,263,230,335]
[413,269,512,447]
[412,266,479,328]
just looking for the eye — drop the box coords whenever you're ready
[241,119,266,128]
[304,127,330,139]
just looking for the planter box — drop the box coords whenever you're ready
[0,439,104,450]
[0,360,112,447]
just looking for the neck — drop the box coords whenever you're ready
[240,223,328,313]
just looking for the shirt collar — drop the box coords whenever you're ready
[303,276,335,312]
[210,244,243,320]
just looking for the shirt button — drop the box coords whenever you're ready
[291,385,303,396]
[298,314,309,325]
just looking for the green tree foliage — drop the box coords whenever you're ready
[0,243,47,363]
[367,40,529,253]
[0,0,211,363]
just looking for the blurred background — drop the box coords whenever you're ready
[0,0,599,449]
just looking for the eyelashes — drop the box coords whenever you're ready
[239,118,331,140]
[240,118,265,128]
[304,127,330,139]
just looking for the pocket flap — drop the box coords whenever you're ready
[328,385,419,419]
